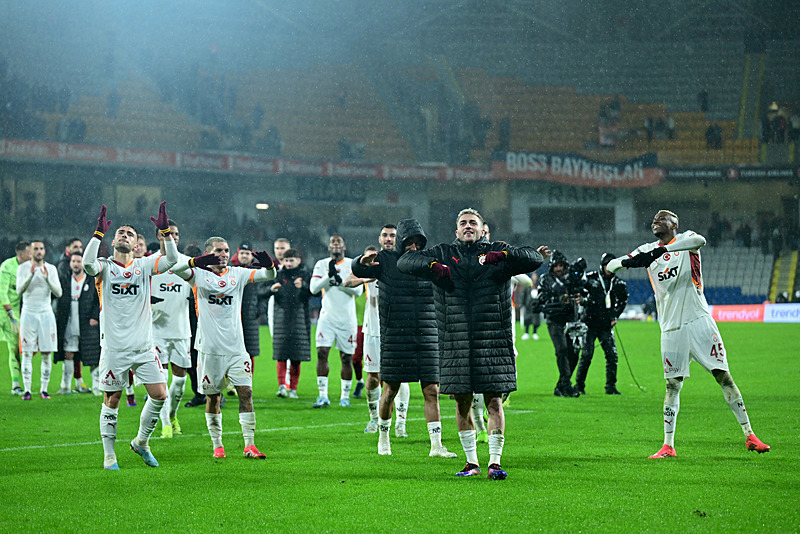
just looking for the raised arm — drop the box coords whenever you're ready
[350,253,381,280]
[82,236,103,277]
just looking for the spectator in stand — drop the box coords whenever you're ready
[655,117,667,140]
[666,115,675,140]
[644,117,654,143]
[698,89,709,113]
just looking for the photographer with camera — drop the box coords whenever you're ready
[574,253,628,395]
[538,251,587,398]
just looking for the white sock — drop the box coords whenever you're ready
[378,417,392,435]
[285,362,292,388]
[205,412,223,449]
[664,403,679,447]
[459,430,479,465]
[317,376,328,398]
[125,384,135,395]
[40,353,52,393]
[472,393,486,432]
[100,404,119,462]
[341,379,352,400]
[62,360,74,390]
[488,431,505,465]
[395,382,409,427]
[727,397,752,436]
[21,352,33,393]
[427,421,443,448]
[367,385,381,421]
[91,366,100,390]
[239,411,256,447]
[160,369,171,426]
[169,375,187,418]
[136,397,164,448]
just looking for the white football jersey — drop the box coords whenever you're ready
[151,252,192,341]
[630,230,708,332]
[95,254,170,352]
[310,257,361,329]
[17,261,61,312]
[362,279,380,337]
[193,266,255,356]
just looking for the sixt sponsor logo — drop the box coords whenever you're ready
[208,294,233,306]
[657,266,679,281]
[159,283,182,293]
[111,283,139,295]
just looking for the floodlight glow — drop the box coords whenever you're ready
[256,203,269,210]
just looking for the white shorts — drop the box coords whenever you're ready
[661,315,730,378]
[154,338,191,369]
[198,352,252,394]
[315,318,357,354]
[363,333,381,374]
[63,333,80,353]
[98,347,166,391]
[19,309,58,353]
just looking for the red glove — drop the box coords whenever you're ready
[430,262,451,281]
[189,254,222,271]
[253,250,274,270]
[94,205,111,239]
[150,201,170,234]
[484,251,507,265]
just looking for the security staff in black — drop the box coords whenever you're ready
[574,253,628,395]
[538,250,580,397]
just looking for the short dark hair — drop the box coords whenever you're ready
[154,219,178,237]
[364,245,378,252]
[381,224,397,230]
[117,224,138,238]
[15,241,30,253]
[283,248,301,259]
[66,237,82,246]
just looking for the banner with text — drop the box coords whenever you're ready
[492,151,664,188]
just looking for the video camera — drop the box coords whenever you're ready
[565,257,587,296]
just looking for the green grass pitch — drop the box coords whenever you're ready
[0,321,797,532]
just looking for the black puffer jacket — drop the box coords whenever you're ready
[54,271,101,366]
[241,265,262,356]
[270,264,312,362]
[397,237,543,394]
[351,219,439,383]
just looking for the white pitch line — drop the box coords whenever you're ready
[0,409,533,452]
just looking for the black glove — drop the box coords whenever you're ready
[621,246,667,269]
[328,259,342,285]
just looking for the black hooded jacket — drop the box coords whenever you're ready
[269,264,312,362]
[397,235,543,394]
[350,219,439,383]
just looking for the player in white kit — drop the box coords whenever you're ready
[172,237,275,459]
[310,235,363,408]
[16,240,62,400]
[83,203,178,470]
[606,210,770,458]
[151,220,192,438]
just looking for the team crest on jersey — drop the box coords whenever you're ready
[218,280,226,287]
[674,251,680,256]
[663,253,671,261]
[134,267,142,276]
[712,333,719,343]
[478,255,486,265]
[230,279,237,286]
[123,271,132,279]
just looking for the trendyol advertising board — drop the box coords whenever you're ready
[709,304,800,323]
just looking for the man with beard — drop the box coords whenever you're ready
[83,202,178,469]
[398,209,546,479]
[352,220,456,458]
